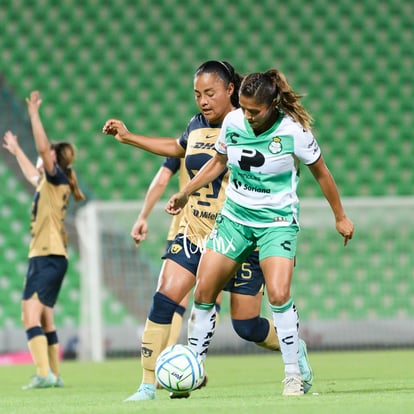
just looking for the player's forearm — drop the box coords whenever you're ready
[13,146,39,186]
[138,183,168,220]
[309,156,346,221]
[181,155,226,197]
[318,171,346,221]
[29,111,50,154]
[121,134,183,158]
[138,167,173,219]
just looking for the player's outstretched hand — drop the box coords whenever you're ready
[131,218,148,246]
[102,119,129,142]
[336,215,354,246]
[165,191,189,215]
[2,130,20,156]
[25,91,42,116]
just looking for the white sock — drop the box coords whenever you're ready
[270,299,300,376]
[187,303,216,362]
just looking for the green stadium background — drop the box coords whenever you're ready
[0,0,412,356]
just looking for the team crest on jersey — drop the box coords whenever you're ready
[269,137,282,154]
[170,243,182,254]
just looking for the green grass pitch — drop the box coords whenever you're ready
[1,349,414,414]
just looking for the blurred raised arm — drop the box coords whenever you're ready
[2,131,40,187]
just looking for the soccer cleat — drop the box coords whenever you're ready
[196,374,208,390]
[282,374,304,396]
[298,338,314,393]
[124,383,156,401]
[169,374,208,399]
[54,377,64,388]
[22,371,57,390]
[169,391,190,399]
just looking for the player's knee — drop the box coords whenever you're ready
[148,292,179,324]
[175,304,186,317]
[45,331,59,346]
[232,316,268,342]
[22,314,39,330]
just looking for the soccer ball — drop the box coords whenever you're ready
[155,344,204,394]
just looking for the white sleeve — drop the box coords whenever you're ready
[294,129,321,165]
[214,118,229,155]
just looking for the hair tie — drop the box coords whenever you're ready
[219,61,234,82]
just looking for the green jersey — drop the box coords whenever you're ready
[215,108,321,228]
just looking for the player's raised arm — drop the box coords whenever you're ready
[2,131,40,187]
[26,91,56,176]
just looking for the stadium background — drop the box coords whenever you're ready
[0,0,412,357]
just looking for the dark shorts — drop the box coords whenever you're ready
[163,234,264,296]
[163,234,201,276]
[223,249,264,295]
[23,255,68,307]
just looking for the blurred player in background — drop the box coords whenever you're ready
[167,68,354,396]
[2,91,85,389]
[130,156,223,351]
[103,60,312,401]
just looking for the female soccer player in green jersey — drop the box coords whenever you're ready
[167,69,354,396]
[104,62,313,400]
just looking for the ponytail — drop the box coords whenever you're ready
[66,168,85,202]
[52,142,86,202]
[268,69,313,130]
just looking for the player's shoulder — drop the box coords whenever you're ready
[45,165,70,185]
[221,108,245,132]
[279,114,313,138]
[188,113,211,130]
[163,157,181,173]
[225,108,244,122]
[180,113,212,148]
